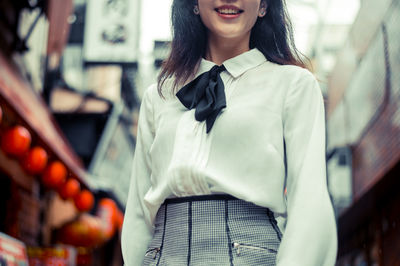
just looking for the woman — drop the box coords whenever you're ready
[122,0,338,265]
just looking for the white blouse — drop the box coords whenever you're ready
[121,49,338,266]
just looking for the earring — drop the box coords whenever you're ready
[193,5,200,15]
[259,9,266,16]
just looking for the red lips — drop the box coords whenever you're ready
[215,5,244,19]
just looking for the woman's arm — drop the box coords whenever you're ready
[121,85,156,266]
[277,70,338,266]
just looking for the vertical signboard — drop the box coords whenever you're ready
[83,0,141,64]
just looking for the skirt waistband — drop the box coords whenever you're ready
[163,194,238,204]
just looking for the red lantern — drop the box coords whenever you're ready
[57,214,103,247]
[74,190,94,212]
[116,210,124,231]
[97,198,118,239]
[58,179,81,200]
[22,146,48,174]
[41,161,67,189]
[1,125,31,157]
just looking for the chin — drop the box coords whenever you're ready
[212,28,246,39]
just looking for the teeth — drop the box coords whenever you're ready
[218,8,240,14]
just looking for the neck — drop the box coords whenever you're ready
[205,32,251,65]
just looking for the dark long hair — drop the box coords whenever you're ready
[157,0,308,96]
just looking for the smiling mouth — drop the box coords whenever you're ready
[214,8,244,15]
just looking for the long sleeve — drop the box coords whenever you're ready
[276,70,338,265]
[122,86,156,266]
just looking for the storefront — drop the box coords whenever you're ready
[327,0,400,264]
[0,1,126,265]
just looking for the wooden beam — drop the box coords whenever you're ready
[46,0,74,69]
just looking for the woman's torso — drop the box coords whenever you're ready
[142,49,312,225]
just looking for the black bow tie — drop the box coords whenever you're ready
[176,64,226,133]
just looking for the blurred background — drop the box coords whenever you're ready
[0,0,399,265]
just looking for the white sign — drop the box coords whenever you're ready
[83,0,141,64]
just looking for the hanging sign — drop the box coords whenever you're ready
[83,0,141,64]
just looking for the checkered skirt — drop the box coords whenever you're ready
[142,195,282,266]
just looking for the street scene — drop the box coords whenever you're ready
[0,0,399,265]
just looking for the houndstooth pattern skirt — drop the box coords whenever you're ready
[142,195,282,266]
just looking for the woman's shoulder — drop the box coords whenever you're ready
[255,62,321,102]
[141,83,157,102]
[259,61,316,83]
[142,78,177,104]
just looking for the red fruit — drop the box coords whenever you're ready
[1,125,31,157]
[59,179,81,200]
[41,161,67,189]
[22,146,48,174]
[74,190,94,212]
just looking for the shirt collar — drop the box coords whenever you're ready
[196,48,267,79]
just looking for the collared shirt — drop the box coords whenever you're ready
[122,48,338,266]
